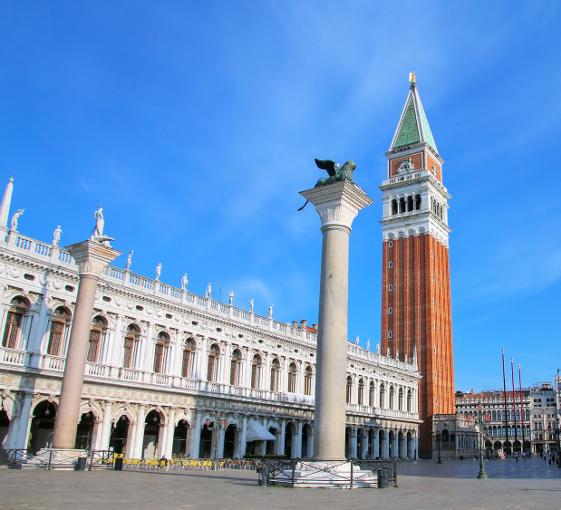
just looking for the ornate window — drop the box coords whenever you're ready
[182,338,196,378]
[389,386,395,410]
[407,195,414,212]
[251,354,262,390]
[399,197,406,213]
[346,376,353,404]
[304,365,313,396]
[287,362,297,393]
[207,343,220,382]
[270,358,280,392]
[358,378,364,405]
[229,348,242,386]
[153,332,169,374]
[46,306,70,356]
[369,381,375,406]
[123,324,140,369]
[407,389,412,412]
[415,194,421,210]
[2,297,30,349]
[379,383,385,409]
[391,199,398,215]
[87,315,107,363]
[398,387,404,411]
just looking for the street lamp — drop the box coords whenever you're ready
[433,421,442,464]
[555,419,561,468]
[476,403,488,479]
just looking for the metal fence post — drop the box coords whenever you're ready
[350,461,354,489]
[48,449,53,470]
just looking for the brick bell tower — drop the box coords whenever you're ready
[380,73,455,459]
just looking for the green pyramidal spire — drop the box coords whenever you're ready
[390,73,438,155]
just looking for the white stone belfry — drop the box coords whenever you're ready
[300,180,372,460]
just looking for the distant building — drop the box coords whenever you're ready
[529,383,558,455]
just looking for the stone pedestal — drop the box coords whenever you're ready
[301,181,372,461]
[52,240,120,449]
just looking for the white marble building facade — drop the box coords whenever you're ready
[0,190,420,460]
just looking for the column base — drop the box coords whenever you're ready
[24,448,89,470]
[268,460,377,488]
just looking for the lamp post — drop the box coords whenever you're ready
[433,421,442,464]
[476,404,488,479]
[556,419,561,467]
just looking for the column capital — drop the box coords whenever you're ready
[66,240,121,277]
[300,181,373,231]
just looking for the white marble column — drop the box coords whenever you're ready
[292,421,303,458]
[360,429,369,459]
[163,408,176,458]
[216,424,226,458]
[373,429,380,459]
[133,405,146,458]
[6,392,33,449]
[190,411,203,458]
[276,419,286,456]
[237,416,248,459]
[302,180,372,461]
[98,401,113,449]
[383,431,390,459]
[52,240,120,449]
[349,428,358,459]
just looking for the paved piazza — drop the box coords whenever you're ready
[1,459,560,510]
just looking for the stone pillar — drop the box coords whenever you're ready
[292,421,303,459]
[52,240,120,449]
[163,408,176,458]
[98,401,113,450]
[302,181,372,460]
[383,431,390,459]
[6,392,33,449]
[349,428,358,459]
[216,424,226,459]
[373,430,380,459]
[237,416,248,459]
[276,419,286,456]
[190,411,202,458]
[360,429,369,459]
[133,405,146,458]
[393,432,399,458]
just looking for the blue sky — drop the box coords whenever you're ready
[1,1,560,391]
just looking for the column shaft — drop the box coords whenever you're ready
[313,225,350,460]
[52,275,99,448]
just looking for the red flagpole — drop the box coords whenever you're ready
[511,358,518,450]
[518,364,525,452]
[501,349,510,451]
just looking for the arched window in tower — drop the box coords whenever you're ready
[270,358,280,392]
[346,376,353,404]
[229,348,242,386]
[287,362,297,393]
[87,315,107,363]
[251,354,262,390]
[123,324,140,369]
[399,197,406,213]
[391,199,398,215]
[2,296,30,350]
[358,378,364,405]
[389,385,395,410]
[407,389,412,412]
[182,338,196,379]
[415,194,421,210]
[46,305,71,356]
[369,381,375,406]
[153,332,169,374]
[407,195,414,212]
[304,365,313,396]
[207,343,220,382]
[379,383,385,409]
[398,387,404,411]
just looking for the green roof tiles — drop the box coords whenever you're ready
[391,83,439,155]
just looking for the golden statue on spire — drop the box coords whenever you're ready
[409,71,416,85]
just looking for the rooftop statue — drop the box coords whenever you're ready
[91,206,114,245]
[10,209,24,231]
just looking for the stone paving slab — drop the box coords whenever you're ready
[0,459,560,510]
